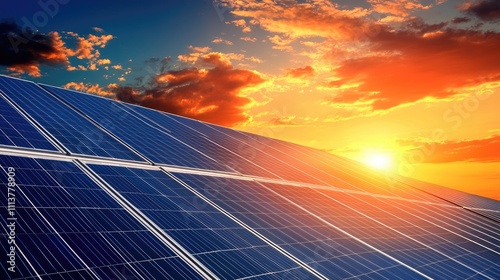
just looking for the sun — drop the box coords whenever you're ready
[363,152,394,171]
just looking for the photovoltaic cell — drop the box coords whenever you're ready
[0,156,203,280]
[42,84,233,172]
[0,94,58,152]
[261,182,500,279]
[119,102,280,178]
[171,173,427,279]
[0,75,143,162]
[88,164,316,279]
[164,113,332,184]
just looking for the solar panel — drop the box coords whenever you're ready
[41,84,232,172]
[171,173,428,279]
[86,164,319,279]
[261,182,500,279]
[0,94,58,152]
[1,76,499,280]
[119,102,281,178]
[0,75,144,162]
[0,156,203,279]
[164,113,332,184]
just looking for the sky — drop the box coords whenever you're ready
[1,0,499,200]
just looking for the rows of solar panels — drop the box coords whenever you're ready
[0,74,498,279]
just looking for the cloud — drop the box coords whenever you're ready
[97,59,111,65]
[68,32,114,60]
[451,17,471,24]
[286,65,315,78]
[64,82,115,97]
[92,27,104,33]
[368,0,432,17]
[229,19,251,33]
[212,37,234,45]
[270,116,298,126]
[0,22,115,76]
[114,52,265,126]
[460,0,500,22]
[0,21,70,76]
[241,37,257,42]
[400,135,500,163]
[226,0,372,46]
[328,19,500,109]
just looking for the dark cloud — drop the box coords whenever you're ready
[329,19,500,109]
[286,65,315,78]
[462,0,500,22]
[114,52,265,127]
[0,21,68,76]
[451,17,471,24]
[400,136,500,163]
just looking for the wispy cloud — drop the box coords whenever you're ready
[400,135,500,163]
[286,65,315,78]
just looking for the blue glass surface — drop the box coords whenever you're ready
[43,84,232,172]
[121,102,281,178]
[0,76,143,161]
[263,182,500,279]
[0,94,58,151]
[173,173,427,279]
[0,155,203,280]
[89,164,314,279]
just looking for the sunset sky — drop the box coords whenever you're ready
[1,0,499,200]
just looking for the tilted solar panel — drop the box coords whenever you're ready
[119,102,280,179]
[0,156,204,279]
[0,94,58,152]
[41,84,233,172]
[171,173,428,279]
[0,75,144,162]
[87,164,320,279]
[261,182,500,279]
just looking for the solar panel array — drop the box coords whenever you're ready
[1,74,499,279]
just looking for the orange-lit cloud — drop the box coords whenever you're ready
[212,37,234,45]
[0,22,115,76]
[227,0,372,44]
[240,37,257,42]
[68,32,114,60]
[368,0,432,17]
[97,59,111,65]
[328,20,500,109]
[114,52,265,126]
[286,65,315,78]
[64,82,116,97]
[400,135,500,163]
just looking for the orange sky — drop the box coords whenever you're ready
[1,0,499,200]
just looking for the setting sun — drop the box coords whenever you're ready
[363,152,394,171]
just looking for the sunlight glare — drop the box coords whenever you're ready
[363,152,394,171]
